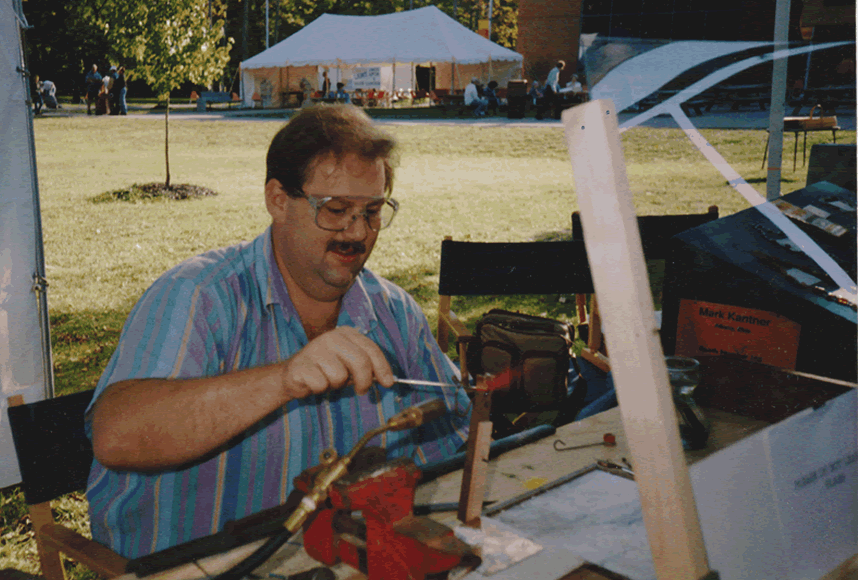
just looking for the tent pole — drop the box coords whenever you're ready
[765,0,791,201]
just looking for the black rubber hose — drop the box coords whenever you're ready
[212,527,295,580]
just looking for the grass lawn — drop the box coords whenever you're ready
[2,114,853,578]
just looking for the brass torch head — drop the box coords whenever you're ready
[386,398,447,431]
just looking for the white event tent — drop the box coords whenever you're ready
[239,6,523,108]
[1,0,54,487]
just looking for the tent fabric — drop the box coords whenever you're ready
[0,0,54,488]
[241,6,523,69]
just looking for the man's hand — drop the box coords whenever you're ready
[282,327,395,397]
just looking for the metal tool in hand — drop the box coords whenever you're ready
[394,368,515,393]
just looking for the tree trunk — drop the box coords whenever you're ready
[165,95,171,188]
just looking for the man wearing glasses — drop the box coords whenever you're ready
[86,105,470,558]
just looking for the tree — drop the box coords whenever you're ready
[83,0,233,187]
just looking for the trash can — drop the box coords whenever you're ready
[506,80,528,119]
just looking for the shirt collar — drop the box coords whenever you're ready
[260,226,379,335]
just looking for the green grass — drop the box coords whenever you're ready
[2,115,854,577]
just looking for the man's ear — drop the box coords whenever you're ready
[265,179,290,221]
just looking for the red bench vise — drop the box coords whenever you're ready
[296,454,479,580]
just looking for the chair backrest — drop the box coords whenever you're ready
[439,239,594,297]
[571,206,719,260]
[7,390,95,505]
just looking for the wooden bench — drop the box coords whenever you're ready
[196,91,240,111]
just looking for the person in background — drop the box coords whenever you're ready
[484,80,500,115]
[32,75,43,114]
[84,64,102,115]
[40,78,58,110]
[85,104,470,559]
[561,74,586,105]
[105,66,119,115]
[567,74,583,95]
[334,82,351,104]
[537,60,565,120]
[528,80,544,110]
[114,67,128,115]
[321,69,331,97]
[464,77,488,118]
[96,77,111,115]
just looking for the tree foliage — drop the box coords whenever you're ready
[82,0,233,97]
[75,0,234,187]
[22,0,110,98]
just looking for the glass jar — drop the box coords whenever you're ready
[665,356,709,450]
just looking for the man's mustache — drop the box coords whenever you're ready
[327,241,366,255]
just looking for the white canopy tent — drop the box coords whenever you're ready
[240,6,523,108]
[0,0,54,487]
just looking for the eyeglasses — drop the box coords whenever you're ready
[295,190,399,232]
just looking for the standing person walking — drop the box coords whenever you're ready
[321,69,331,97]
[536,60,565,120]
[114,67,128,115]
[84,64,102,115]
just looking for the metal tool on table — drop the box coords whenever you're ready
[553,433,616,451]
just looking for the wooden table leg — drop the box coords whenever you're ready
[458,387,492,527]
[761,131,770,170]
[793,131,799,172]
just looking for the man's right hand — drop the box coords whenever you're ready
[281,326,395,398]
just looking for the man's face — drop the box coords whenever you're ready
[268,152,385,304]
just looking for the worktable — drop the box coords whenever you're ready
[118,358,856,580]
[113,405,778,580]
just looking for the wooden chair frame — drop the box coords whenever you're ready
[437,236,594,390]
[571,206,720,372]
[8,393,128,580]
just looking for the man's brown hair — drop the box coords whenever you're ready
[266,104,397,197]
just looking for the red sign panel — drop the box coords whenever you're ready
[674,299,801,369]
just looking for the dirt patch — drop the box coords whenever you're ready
[93,182,219,202]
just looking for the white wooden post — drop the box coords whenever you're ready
[765,0,792,200]
[561,100,712,580]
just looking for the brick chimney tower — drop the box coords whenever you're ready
[516,0,583,87]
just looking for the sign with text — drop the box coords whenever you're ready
[352,67,381,89]
[674,299,801,368]
[766,390,857,578]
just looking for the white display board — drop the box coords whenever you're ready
[464,390,856,580]
[0,0,54,488]
[351,67,381,89]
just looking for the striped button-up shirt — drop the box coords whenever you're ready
[85,227,470,558]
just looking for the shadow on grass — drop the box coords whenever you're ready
[733,175,805,186]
